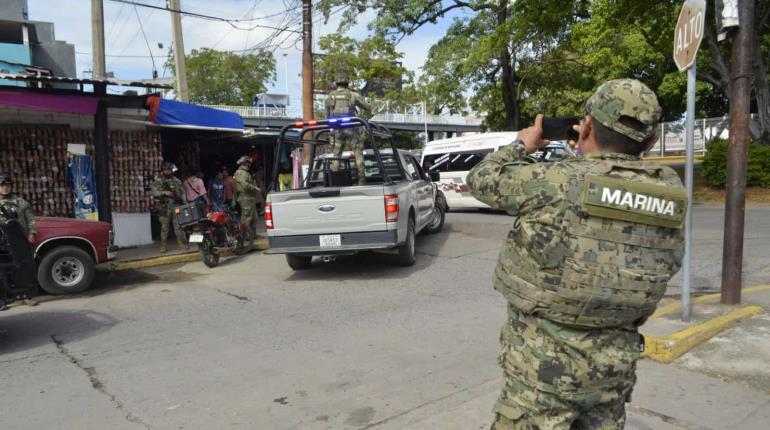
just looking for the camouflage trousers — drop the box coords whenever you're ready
[158,205,185,242]
[238,197,258,237]
[491,304,639,430]
[329,129,365,185]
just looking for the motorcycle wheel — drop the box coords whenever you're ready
[233,227,254,256]
[199,235,220,268]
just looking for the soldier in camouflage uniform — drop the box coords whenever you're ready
[325,71,373,185]
[0,172,36,242]
[467,79,686,430]
[151,162,186,253]
[233,155,259,238]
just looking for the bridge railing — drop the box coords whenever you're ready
[203,104,483,127]
[202,104,296,118]
[370,112,483,126]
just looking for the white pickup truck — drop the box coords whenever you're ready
[265,118,447,270]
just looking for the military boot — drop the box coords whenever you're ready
[159,241,167,253]
[177,238,189,251]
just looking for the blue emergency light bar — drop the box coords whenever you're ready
[327,117,352,125]
[294,117,353,128]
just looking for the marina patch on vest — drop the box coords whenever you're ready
[580,175,686,228]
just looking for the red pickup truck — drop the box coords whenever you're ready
[32,217,116,295]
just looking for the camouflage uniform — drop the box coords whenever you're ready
[0,195,36,236]
[467,80,686,430]
[151,174,186,246]
[234,167,259,236]
[325,86,373,185]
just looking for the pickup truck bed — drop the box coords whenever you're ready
[265,118,446,270]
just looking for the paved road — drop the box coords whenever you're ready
[1,207,768,429]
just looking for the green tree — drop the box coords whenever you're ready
[314,33,418,114]
[320,0,590,130]
[168,48,276,105]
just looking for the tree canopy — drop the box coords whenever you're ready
[319,0,770,141]
[170,48,276,106]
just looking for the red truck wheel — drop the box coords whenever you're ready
[37,246,96,295]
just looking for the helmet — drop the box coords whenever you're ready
[237,155,252,165]
[335,70,350,85]
[0,172,11,185]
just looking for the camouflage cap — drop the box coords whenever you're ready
[161,162,175,171]
[586,79,662,142]
[236,155,252,165]
[0,172,10,184]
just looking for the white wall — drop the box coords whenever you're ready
[112,212,153,247]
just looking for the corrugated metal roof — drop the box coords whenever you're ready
[0,72,174,89]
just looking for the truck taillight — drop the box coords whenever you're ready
[265,203,273,229]
[384,194,399,223]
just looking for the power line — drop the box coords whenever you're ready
[132,3,158,74]
[105,3,126,42]
[116,7,155,57]
[77,51,156,58]
[105,0,302,32]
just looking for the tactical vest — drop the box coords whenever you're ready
[329,90,354,116]
[494,157,687,329]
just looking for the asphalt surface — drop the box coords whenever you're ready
[1,206,768,429]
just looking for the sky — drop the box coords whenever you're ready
[26,0,468,104]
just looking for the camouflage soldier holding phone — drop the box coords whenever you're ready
[468,79,686,430]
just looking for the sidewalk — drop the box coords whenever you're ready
[99,219,269,271]
[380,286,770,430]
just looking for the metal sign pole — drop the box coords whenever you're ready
[682,59,696,322]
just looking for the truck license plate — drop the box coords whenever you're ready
[319,234,341,247]
[188,233,204,243]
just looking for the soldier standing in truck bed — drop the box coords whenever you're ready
[325,71,373,185]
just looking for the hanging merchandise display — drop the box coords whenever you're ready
[0,127,162,217]
[67,154,98,220]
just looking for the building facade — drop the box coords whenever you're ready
[0,0,76,87]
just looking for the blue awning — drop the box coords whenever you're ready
[147,97,244,132]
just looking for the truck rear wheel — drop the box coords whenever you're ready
[286,254,312,270]
[397,217,416,267]
[37,246,95,295]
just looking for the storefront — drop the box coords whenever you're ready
[0,75,277,248]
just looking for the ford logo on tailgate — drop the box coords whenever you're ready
[318,204,336,213]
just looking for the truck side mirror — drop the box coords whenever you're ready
[429,171,440,182]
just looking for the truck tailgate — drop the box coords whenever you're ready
[270,186,387,236]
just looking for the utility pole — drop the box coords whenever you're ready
[301,0,314,165]
[91,0,106,78]
[721,0,755,305]
[169,0,189,102]
[90,0,111,222]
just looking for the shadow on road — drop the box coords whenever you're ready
[0,310,118,355]
[31,267,204,305]
[283,230,453,282]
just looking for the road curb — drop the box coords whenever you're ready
[642,305,764,363]
[651,284,770,319]
[97,239,269,272]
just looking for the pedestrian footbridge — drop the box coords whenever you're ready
[202,105,483,134]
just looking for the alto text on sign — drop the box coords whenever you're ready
[674,0,706,71]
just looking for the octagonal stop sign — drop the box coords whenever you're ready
[674,0,707,71]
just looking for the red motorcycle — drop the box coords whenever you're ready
[177,205,253,267]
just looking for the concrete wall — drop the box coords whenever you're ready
[0,0,28,22]
[31,40,76,78]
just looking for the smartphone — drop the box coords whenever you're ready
[542,117,580,141]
